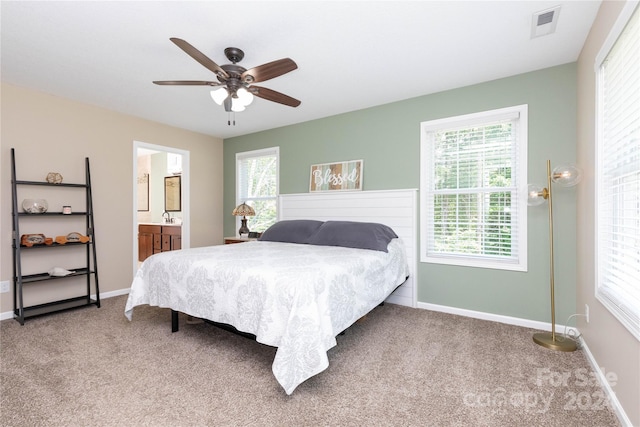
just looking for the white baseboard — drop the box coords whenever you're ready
[0,288,130,321]
[578,337,633,426]
[417,301,580,336]
[91,288,130,300]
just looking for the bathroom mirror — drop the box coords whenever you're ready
[164,176,181,212]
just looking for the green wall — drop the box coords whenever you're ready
[224,63,578,323]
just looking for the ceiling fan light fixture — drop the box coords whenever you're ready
[231,97,246,112]
[210,87,229,105]
[237,88,254,106]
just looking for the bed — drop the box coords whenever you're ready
[125,189,417,394]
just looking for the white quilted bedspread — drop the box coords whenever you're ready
[124,239,408,394]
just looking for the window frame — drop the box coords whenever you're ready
[235,146,280,234]
[419,104,528,271]
[594,1,640,341]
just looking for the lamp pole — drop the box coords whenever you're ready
[532,160,577,352]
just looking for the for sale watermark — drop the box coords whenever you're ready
[463,388,554,415]
[535,367,617,388]
[461,368,616,414]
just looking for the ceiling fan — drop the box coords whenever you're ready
[153,38,301,115]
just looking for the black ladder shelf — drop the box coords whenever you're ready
[10,148,100,325]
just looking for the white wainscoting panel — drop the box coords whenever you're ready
[279,189,418,308]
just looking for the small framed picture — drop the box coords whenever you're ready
[309,159,363,192]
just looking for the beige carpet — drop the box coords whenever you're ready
[1,295,619,426]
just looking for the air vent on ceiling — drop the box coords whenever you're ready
[531,5,561,38]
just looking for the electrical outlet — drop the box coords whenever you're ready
[0,281,9,293]
[585,304,590,323]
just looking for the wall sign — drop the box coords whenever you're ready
[309,159,363,192]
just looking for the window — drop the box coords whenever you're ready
[420,105,528,271]
[595,2,640,340]
[236,147,279,232]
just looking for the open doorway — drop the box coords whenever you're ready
[132,141,190,276]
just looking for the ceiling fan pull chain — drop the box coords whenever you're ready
[227,111,237,126]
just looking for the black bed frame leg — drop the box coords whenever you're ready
[171,310,179,332]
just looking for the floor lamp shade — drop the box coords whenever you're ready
[528,160,582,352]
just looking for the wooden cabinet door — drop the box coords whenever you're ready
[171,235,182,251]
[161,226,181,251]
[139,225,162,261]
[138,233,153,262]
[153,234,162,254]
[162,234,171,251]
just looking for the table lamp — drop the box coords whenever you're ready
[232,202,255,236]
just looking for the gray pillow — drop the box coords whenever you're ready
[306,221,398,252]
[258,220,324,244]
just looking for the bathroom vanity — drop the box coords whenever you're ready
[138,223,182,262]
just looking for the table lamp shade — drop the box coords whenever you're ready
[232,203,255,217]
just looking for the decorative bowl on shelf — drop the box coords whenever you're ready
[22,199,48,214]
[46,172,63,184]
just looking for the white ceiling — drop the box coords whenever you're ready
[1,1,601,140]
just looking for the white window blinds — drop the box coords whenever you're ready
[595,2,640,340]
[420,105,528,271]
[236,147,279,232]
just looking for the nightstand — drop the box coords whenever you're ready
[224,237,257,244]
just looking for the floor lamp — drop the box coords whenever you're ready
[527,160,582,352]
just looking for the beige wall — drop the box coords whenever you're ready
[576,1,640,425]
[0,83,224,314]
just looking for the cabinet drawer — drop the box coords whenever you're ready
[139,225,162,234]
[161,226,181,235]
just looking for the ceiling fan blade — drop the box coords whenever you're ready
[170,38,229,79]
[153,80,221,86]
[241,58,297,83]
[249,86,301,107]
